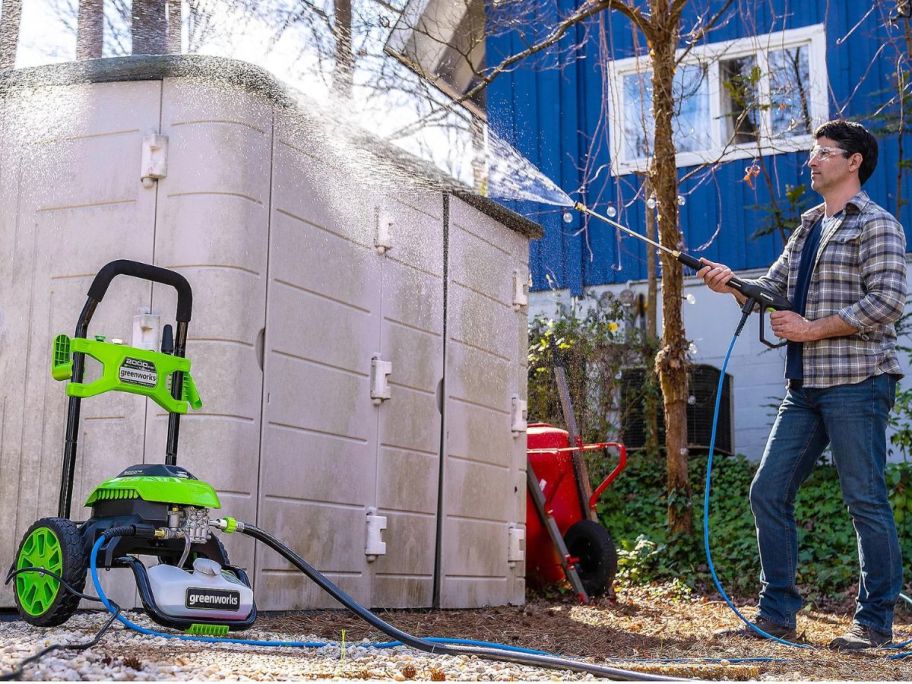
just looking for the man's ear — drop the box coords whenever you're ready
[849,152,863,172]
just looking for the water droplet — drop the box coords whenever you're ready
[646,197,657,209]
[685,293,696,305]
[606,205,618,218]
[687,395,696,405]
[688,342,698,355]
[677,195,686,206]
[562,211,573,224]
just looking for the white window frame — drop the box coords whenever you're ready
[606,24,828,176]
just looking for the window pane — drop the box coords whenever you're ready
[769,44,811,138]
[621,65,710,160]
[673,64,711,152]
[720,56,759,144]
[623,71,654,159]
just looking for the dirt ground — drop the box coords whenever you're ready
[253,584,912,680]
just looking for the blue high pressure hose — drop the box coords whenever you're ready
[82,323,911,667]
[703,324,912,659]
[702,330,810,649]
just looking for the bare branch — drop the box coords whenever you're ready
[676,0,736,67]
[456,0,652,109]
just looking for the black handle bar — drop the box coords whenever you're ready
[88,260,192,322]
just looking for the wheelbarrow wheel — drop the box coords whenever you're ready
[564,520,617,597]
[13,517,87,627]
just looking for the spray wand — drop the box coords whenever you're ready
[573,202,793,348]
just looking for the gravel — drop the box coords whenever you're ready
[0,611,599,681]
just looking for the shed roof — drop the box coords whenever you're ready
[0,54,542,240]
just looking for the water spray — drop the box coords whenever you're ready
[571,201,793,348]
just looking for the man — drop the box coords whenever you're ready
[698,120,907,650]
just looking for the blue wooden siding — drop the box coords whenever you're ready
[486,0,912,294]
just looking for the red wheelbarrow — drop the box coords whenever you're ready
[526,423,627,601]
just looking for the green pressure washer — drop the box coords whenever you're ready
[7,260,257,633]
[3,260,677,682]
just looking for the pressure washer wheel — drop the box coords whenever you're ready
[564,520,617,597]
[13,517,87,626]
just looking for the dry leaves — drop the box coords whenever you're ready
[257,584,912,680]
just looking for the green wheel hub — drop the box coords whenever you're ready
[13,517,86,626]
[16,527,64,616]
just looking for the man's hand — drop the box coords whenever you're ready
[696,258,737,295]
[770,311,815,342]
[770,311,858,342]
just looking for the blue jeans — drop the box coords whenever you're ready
[750,373,902,634]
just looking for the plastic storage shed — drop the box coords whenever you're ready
[0,56,541,611]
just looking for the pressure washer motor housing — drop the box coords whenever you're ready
[7,260,257,633]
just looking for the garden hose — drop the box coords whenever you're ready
[87,530,675,681]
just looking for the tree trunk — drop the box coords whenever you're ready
[0,0,22,70]
[133,0,168,55]
[167,0,182,54]
[76,0,103,60]
[648,7,692,533]
[333,0,354,97]
[643,172,660,456]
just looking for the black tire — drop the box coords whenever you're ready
[564,520,617,597]
[13,517,87,627]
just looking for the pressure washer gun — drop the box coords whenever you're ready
[573,202,792,348]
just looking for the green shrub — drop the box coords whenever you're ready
[527,289,659,459]
[597,451,912,601]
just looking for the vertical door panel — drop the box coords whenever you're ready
[372,194,443,607]
[146,78,272,576]
[0,81,161,608]
[439,196,529,608]
[258,115,381,609]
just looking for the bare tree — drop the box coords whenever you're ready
[76,0,104,59]
[0,0,22,69]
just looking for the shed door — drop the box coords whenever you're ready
[145,77,273,576]
[257,115,384,609]
[259,111,446,609]
[0,81,162,608]
[371,193,444,607]
[437,195,529,608]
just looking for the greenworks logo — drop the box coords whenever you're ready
[186,588,240,610]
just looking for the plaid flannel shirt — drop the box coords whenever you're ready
[749,190,907,388]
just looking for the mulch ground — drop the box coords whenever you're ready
[256,583,912,680]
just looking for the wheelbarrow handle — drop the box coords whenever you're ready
[588,442,627,510]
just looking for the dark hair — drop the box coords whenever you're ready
[813,119,878,185]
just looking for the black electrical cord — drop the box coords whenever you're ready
[239,522,678,682]
[1,568,123,681]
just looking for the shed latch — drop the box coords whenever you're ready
[371,355,392,405]
[512,270,528,311]
[511,395,527,435]
[376,209,394,255]
[141,133,168,188]
[365,507,387,561]
[507,524,525,566]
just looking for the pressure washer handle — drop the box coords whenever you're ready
[677,252,793,311]
[726,276,792,312]
[675,252,705,272]
[88,260,193,322]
